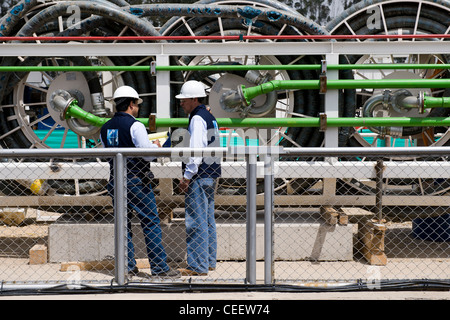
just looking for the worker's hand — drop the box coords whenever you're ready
[152,139,161,147]
[179,177,190,193]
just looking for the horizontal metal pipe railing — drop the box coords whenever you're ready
[0,147,226,158]
[0,146,449,159]
[1,34,449,42]
[0,64,448,72]
[282,146,450,157]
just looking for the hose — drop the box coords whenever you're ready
[1,0,449,196]
[0,0,44,148]
[0,0,42,37]
[0,279,448,296]
[327,0,450,148]
[0,0,329,129]
[157,2,330,148]
[155,0,330,194]
[2,1,448,147]
[0,1,160,149]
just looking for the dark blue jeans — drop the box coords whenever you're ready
[109,175,169,275]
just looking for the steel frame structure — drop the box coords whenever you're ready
[0,39,449,207]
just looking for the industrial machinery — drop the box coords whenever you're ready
[0,0,449,201]
[328,0,450,195]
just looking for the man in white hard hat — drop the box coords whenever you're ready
[176,80,222,276]
[101,86,180,278]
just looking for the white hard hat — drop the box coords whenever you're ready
[176,80,207,99]
[112,86,143,104]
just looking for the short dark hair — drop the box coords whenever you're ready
[197,97,205,105]
[115,97,137,112]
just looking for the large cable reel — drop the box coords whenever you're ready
[1,0,449,199]
[159,0,351,195]
[0,0,159,196]
[0,0,325,198]
[327,0,450,196]
[0,0,337,197]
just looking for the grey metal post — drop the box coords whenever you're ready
[246,152,257,285]
[114,153,127,285]
[375,159,384,222]
[264,154,274,284]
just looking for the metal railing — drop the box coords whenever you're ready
[0,146,449,293]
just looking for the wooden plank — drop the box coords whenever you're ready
[0,196,112,207]
[60,260,114,272]
[60,259,150,272]
[0,208,26,226]
[340,207,375,217]
[337,209,349,225]
[320,206,338,225]
[1,195,450,209]
[29,245,47,265]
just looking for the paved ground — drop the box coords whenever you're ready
[1,212,448,302]
[1,290,448,300]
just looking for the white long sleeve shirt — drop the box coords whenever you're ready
[183,115,208,180]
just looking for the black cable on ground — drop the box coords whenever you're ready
[0,279,448,297]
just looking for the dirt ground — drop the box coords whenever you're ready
[0,217,448,286]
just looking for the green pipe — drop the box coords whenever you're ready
[424,95,450,109]
[0,64,448,73]
[328,64,450,71]
[241,79,450,105]
[63,101,450,129]
[64,100,184,127]
[154,63,450,72]
[213,117,450,128]
[64,100,110,126]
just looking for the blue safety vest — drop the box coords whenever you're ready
[100,112,150,177]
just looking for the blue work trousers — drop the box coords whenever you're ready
[185,178,217,273]
[109,175,169,275]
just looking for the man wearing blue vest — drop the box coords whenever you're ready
[176,81,222,276]
[101,86,179,278]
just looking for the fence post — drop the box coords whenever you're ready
[375,159,384,222]
[246,151,257,285]
[264,154,274,284]
[114,153,127,286]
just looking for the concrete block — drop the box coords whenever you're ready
[49,224,115,262]
[49,219,354,263]
[274,223,354,261]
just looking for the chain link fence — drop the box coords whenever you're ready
[0,146,449,293]
[269,149,450,286]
